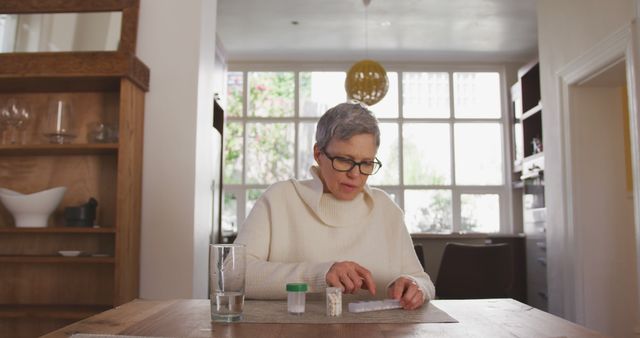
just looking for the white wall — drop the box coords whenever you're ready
[137,0,219,299]
[537,0,638,334]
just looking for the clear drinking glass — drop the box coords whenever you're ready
[210,244,246,322]
[44,99,76,144]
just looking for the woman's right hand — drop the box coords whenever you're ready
[326,261,376,295]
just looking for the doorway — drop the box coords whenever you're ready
[565,59,639,337]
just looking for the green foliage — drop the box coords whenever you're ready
[403,140,447,185]
[223,123,243,184]
[248,72,294,117]
[226,72,243,117]
[414,191,452,232]
[246,123,294,184]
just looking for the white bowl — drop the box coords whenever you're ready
[58,250,82,257]
[0,187,67,228]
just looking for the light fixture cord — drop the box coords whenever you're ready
[364,0,369,58]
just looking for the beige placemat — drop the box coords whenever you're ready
[241,299,457,324]
[71,335,166,338]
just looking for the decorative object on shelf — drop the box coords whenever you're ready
[87,122,118,143]
[58,250,82,257]
[44,99,76,144]
[0,98,31,144]
[64,197,98,227]
[0,186,66,228]
[344,0,389,106]
[532,136,543,154]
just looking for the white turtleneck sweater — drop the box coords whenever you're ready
[234,167,435,301]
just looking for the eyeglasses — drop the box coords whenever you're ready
[322,150,382,175]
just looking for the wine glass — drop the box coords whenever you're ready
[0,102,10,145]
[14,103,31,144]
[3,99,32,144]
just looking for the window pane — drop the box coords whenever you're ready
[454,123,503,185]
[222,191,238,235]
[226,72,243,117]
[367,122,399,185]
[248,72,294,117]
[403,123,451,185]
[246,188,266,217]
[461,194,500,233]
[404,189,452,233]
[299,72,346,117]
[246,123,294,184]
[223,122,243,184]
[298,122,318,179]
[402,72,450,118]
[453,72,501,118]
[369,72,398,118]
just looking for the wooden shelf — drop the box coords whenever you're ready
[0,304,111,320]
[0,143,118,156]
[0,255,115,264]
[0,227,115,234]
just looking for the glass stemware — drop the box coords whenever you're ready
[0,103,9,145]
[44,99,76,144]
[1,98,31,144]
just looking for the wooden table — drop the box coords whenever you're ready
[42,298,606,338]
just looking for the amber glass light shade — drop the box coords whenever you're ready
[345,59,389,106]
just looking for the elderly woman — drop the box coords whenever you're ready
[234,102,435,310]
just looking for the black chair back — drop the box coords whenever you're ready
[435,242,513,299]
[414,244,426,271]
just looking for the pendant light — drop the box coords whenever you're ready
[345,0,389,106]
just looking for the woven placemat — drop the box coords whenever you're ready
[241,299,457,324]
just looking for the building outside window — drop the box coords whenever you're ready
[221,67,511,238]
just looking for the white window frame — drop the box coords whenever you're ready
[222,63,515,234]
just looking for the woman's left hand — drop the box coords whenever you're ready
[387,277,424,310]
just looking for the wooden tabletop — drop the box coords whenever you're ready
[42,298,606,338]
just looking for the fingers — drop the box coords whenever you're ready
[388,278,405,300]
[387,277,425,310]
[326,273,342,291]
[355,265,376,296]
[326,261,376,295]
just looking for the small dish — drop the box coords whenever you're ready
[58,250,82,257]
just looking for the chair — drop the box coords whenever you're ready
[414,244,426,271]
[435,242,513,299]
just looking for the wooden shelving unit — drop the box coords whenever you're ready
[510,60,548,312]
[0,256,115,264]
[0,227,116,234]
[0,3,148,337]
[0,143,118,155]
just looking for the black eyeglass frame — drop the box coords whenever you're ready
[321,150,383,175]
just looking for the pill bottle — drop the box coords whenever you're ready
[286,283,308,315]
[326,287,342,316]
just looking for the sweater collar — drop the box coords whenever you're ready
[291,166,374,227]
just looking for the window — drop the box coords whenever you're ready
[221,68,510,236]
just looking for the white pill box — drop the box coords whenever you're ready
[347,299,402,313]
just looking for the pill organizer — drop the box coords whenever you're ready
[347,299,402,313]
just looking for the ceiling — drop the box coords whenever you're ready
[216,0,539,64]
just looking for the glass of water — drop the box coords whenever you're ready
[210,244,246,322]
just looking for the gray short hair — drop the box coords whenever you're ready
[315,102,380,151]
